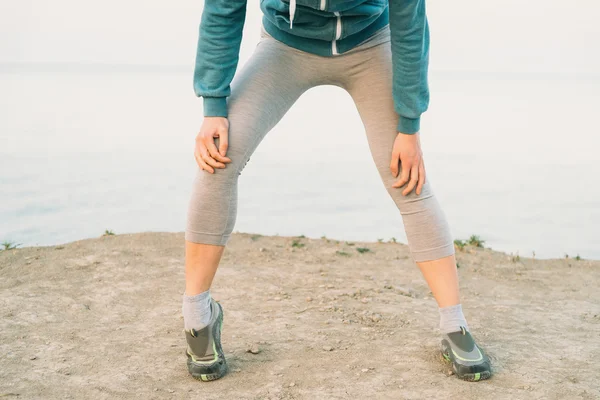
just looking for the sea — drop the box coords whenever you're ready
[1,64,599,259]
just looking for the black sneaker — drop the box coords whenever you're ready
[184,298,228,381]
[441,326,492,381]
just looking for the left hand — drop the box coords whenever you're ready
[389,131,426,196]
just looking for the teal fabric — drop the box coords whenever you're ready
[193,0,429,134]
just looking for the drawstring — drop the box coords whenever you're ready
[289,0,296,29]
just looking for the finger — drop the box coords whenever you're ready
[389,151,400,177]
[392,160,411,188]
[199,147,226,169]
[402,164,419,196]
[218,132,229,157]
[195,152,214,173]
[206,141,231,164]
[416,161,426,195]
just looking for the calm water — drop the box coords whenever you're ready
[1,66,599,259]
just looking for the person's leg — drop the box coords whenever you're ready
[183,29,323,381]
[338,33,459,313]
[185,29,318,311]
[337,29,491,380]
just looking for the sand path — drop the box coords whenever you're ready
[1,232,599,399]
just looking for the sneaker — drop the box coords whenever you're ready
[441,326,492,381]
[184,297,228,381]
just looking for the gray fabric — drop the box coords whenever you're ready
[182,289,212,331]
[439,303,469,334]
[186,23,455,263]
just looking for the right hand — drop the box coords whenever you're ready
[194,117,232,173]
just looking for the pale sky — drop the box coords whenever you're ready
[1,0,599,74]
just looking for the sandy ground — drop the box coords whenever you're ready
[1,232,599,400]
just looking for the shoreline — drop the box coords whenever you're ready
[1,230,597,262]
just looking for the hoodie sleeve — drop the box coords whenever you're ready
[193,0,248,117]
[388,0,430,134]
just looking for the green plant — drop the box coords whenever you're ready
[296,234,306,239]
[575,254,582,261]
[356,247,371,254]
[336,250,351,257]
[1,241,20,251]
[454,239,466,251]
[467,235,485,248]
[291,239,305,248]
[389,237,397,243]
[103,230,115,236]
[250,234,262,241]
[345,242,355,246]
[377,238,383,243]
[511,253,520,263]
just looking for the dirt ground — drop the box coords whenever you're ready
[1,232,599,399]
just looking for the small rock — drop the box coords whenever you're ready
[306,297,312,302]
[361,368,369,373]
[371,314,382,322]
[289,382,296,387]
[326,284,334,289]
[153,388,158,392]
[361,297,369,303]
[395,286,415,298]
[447,370,454,376]
[322,345,333,351]
[29,356,37,360]
[167,389,174,394]
[259,247,266,252]
[247,345,260,354]
[273,296,281,301]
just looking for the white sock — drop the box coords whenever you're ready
[439,303,469,334]
[182,289,212,331]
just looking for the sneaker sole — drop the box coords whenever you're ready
[187,302,228,382]
[441,345,491,382]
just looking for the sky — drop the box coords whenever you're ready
[1,0,599,75]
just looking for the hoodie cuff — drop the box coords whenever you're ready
[203,97,228,117]
[397,116,421,134]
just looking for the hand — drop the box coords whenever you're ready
[194,117,232,173]
[389,131,426,196]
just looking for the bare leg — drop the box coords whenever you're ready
[417,254,460,307]
[184,242,224,296]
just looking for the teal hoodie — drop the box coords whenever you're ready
[194,0,429,134]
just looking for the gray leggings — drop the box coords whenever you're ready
[186,23,455,263]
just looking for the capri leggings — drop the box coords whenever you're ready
[185,23,455,263]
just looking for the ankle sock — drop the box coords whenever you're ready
[182,289,213,331]
[439,303,469,334]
